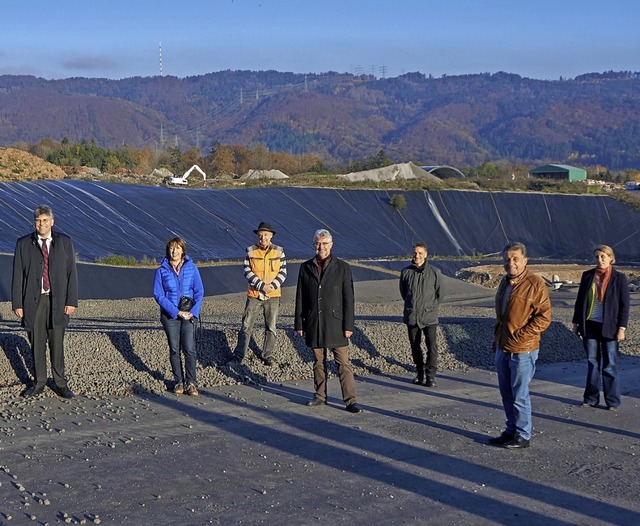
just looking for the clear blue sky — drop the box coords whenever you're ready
[1,0,638,80]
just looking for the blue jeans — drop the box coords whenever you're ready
[495,349,538,440]
[583,321,620,408]
[161,313,197,386]
[235,297,279,361]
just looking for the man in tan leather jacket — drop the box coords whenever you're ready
[489,242,551,449]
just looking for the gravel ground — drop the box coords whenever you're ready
[1,279,639,525]
[1,278,637,399]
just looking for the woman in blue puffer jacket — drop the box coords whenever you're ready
[153,237,204,396]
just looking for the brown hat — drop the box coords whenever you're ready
[253,221,276,235]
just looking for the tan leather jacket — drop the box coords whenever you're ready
[494,268,552,353]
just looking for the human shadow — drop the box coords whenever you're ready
[359,372,640,441]
[218,359,270,386]
[356,314,403,322]
[253,379,312,405]
[438,316,496,369]
[439,317,583,369]
[145,388,640,526]
[350,324,413,376]
[106,331,167,388]
[196,327,233,368]
[284,326,314,364]
[71,317,159,332]
[0,329,33,386]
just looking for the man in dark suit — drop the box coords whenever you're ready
[295,228,361,414]
[12,205,78,398]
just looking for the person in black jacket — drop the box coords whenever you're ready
[572,245,630,410]
[12,205,78,398]
[399,243,443,387]
[295,229,361,414]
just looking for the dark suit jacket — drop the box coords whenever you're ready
[572,267,630,340]
[295,256,354,349]
[12,231,78,331]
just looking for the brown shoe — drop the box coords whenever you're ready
[186,383,199,396]
[173,383,184,395]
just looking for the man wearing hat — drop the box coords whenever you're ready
[232,222,287,366]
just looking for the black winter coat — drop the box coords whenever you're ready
[399,262,442,327]
[12,231,78,331]
[295,256,354,349]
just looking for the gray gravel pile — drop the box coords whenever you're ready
[1,297,636,399]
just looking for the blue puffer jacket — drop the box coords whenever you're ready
[153,256,204,319]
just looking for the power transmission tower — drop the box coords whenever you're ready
[159,42,163,77]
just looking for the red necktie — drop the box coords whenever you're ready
[41,239,50,292]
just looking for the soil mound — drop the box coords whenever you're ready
[0,147,66,181]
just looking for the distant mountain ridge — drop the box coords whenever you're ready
[1,70,639,169]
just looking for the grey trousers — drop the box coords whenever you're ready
[235,296,280,361]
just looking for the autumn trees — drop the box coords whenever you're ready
[24,137,327,178]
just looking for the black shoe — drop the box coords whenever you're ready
[503,435,530,449]
[412,375,425,385]
[53,386,75,399]
[264,358,274,367]
[425,378,437,388]
[306,397,326,407]
[345,403,362,414]
[488,432,515,445]
[22,385,45,397]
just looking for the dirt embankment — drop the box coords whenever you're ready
[0,147,66,181]
[0,148,169,185]
[456,264,640,289]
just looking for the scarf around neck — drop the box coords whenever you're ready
[594,266,612,302]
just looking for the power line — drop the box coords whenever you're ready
[140,73,354,149]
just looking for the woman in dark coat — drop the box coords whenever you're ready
[572,245,630,410]
[295,229,361,413]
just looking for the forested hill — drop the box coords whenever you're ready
[1,70,639,170]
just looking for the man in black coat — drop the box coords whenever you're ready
[12,205,78,398]
[295,228,361,413]
[399,243,443,387]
